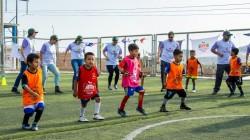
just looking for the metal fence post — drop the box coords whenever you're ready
[0,0,4,76]
[97,37,101,71]
[124,36,127,57]
[186,33,190,63]
[151,34,157,76]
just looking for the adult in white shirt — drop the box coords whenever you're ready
[11,28,38,94]
[157,31,180,92]
[63,35,85,90]
[40,35,63,94]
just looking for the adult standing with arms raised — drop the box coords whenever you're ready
[40,35,63,94]
[157,31,180,92]
[211,31,236,95]
[103,37,122,90]
[11,28,38,94]
[63,35,85,90]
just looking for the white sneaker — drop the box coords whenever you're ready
[93,114,105,120]
[192,90,196,93]
[79,116,89,122]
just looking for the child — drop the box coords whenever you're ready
[73,52,104,122]
[226,48,244,97]
[185,50,203,93]
[117,44,147,117]
[21,53,44,131]
[160,49,191,112]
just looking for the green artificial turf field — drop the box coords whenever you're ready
[0,73,250,140]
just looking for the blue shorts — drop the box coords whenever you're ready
[23,101,45,114]
[125,86,144,96]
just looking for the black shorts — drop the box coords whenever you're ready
[226,76,242,85]
[164,89,187,99]
[80,94,100,105]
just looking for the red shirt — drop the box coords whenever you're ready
[77,65,99,99]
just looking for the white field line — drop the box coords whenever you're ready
[123,115,249,140]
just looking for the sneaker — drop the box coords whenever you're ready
[79,116,89,122]
[159,105,169,112]
[228,93,235,97]
[11,87,20,94]
[192,90,196,93]
[22,124,30,130]
[55,86,63,94]
[117,108,127,117]
[160,88,165,92]
[239,94,245,97]
[93,114,105,120]
[211,91,218,95]
[31,123,38,131]
[108,86,112,90]
[180,104,191,110]
[136,107,147,116]
[114,85,118,90]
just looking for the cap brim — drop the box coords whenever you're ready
[223,34,232,36]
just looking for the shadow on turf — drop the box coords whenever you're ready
[191,117,250,133]
[143,93,240,105]
[0,110,177,138]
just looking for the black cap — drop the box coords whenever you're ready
[75,35,83,42]
[28,28,38,35]
[50,35,58,41]
[223,31,233,36]
[112,36,118,41]
[168,31,174,36]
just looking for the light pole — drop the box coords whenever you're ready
[15,0,29,44]
[0,0,4,75]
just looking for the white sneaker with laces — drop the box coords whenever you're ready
[93,114,105,120]
[192,90,196,93]
[79,116,89,122]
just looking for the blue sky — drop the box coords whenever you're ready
[3,0,250,38]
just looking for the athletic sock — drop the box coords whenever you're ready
[119,96,130,110]
[162,98,168,106]
[34,110,43,124]
[138,92,144,108]
[192,79,196,90]
[181,97,186,105]
[22,113,31,125]
[80,107,86,117]
[94,102,101,115]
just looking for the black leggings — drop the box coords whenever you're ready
[107,65,120,86]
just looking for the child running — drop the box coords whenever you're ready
[21,53,44,131]
[73,52,104,122]
[160,49,191,112]
[118,43,147,117]
[185,50,203,93]
[226,48,244,97]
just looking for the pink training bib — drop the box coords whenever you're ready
[119,56,141,88]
